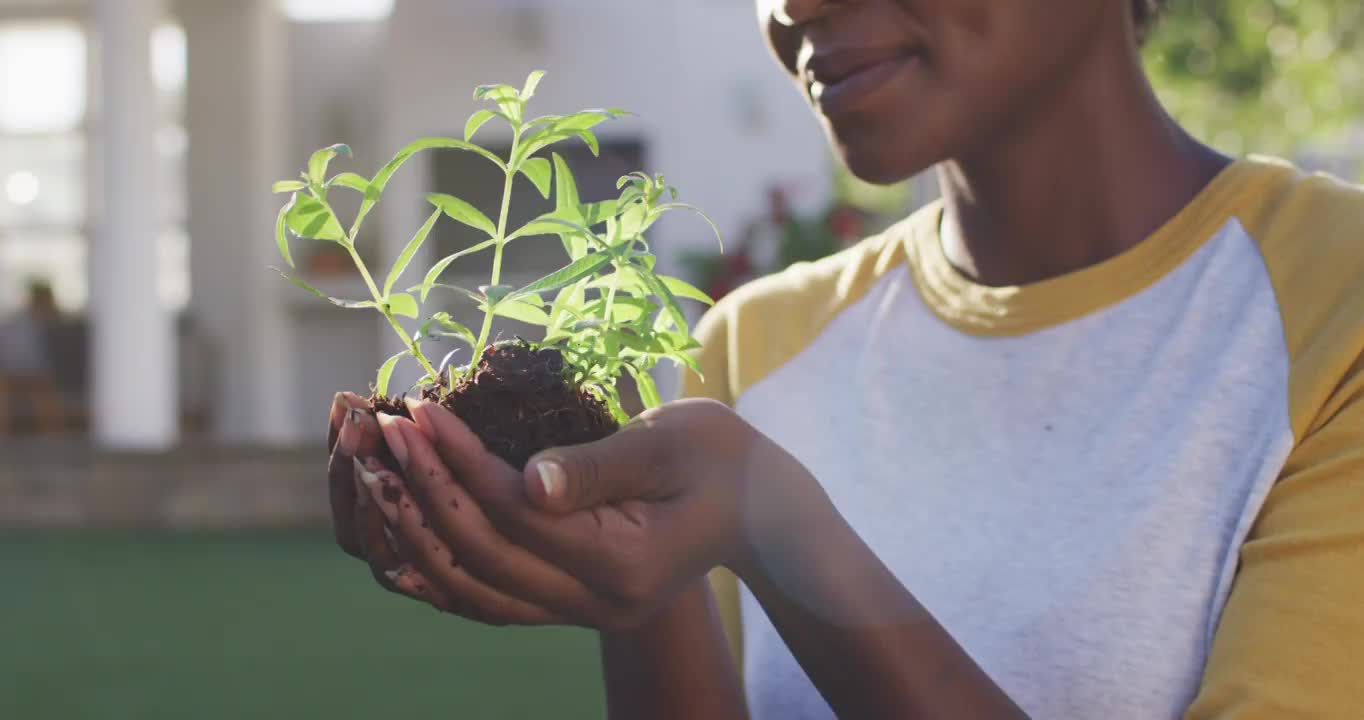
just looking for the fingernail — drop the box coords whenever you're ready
[376,413,409,468]
[347,407,365,426]
[357,461,381,488]
[536,460,565,499]
[384,569,400,582]
[403,398,437,442]
[328,393,347,449]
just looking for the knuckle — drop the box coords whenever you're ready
[564,452,601,504]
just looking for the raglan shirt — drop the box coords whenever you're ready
[683,157,1364,719]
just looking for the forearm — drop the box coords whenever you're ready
[600,579,748,720]
[732,473,1027,719]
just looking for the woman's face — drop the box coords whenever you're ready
[759,0,1127,184]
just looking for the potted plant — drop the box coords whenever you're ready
[271,72,721,468]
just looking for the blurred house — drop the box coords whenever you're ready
[0,0,833,450]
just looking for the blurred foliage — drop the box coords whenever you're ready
[1145,0,1364,157]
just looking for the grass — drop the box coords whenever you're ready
[0,531,605,720]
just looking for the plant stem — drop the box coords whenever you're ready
[347,242,441,384]
[602,266,620,335]
[466,126,523,381]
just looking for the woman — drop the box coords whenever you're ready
[327,0,1364,716]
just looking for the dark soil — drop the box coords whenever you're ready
[370,340,618,470]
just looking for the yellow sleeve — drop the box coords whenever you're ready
[681,302,748,671]
[676,214,924,675]
[1187,166,1364,717]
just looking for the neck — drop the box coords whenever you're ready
[936,41,1230,287]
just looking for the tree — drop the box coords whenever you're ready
[1145,0,1364,158]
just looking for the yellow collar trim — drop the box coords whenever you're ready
[905,157,1293,336]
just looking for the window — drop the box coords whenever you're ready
[282,0,395,23]
[0,17,188,314]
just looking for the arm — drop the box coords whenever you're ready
[727,435,1027,720]
[1183,357,1364,718]
[601,581,748,720]
[394,398,1028,719]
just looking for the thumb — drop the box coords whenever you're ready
[524,425,668,515]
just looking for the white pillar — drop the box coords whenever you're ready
[92,0,178,450]
[180,0,298,445]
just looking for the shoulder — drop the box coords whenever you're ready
[682,206,930,404]
[1231,157,1364,439]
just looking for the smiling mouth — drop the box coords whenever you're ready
[807,50,922,115]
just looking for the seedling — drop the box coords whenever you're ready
[271,72,720,465]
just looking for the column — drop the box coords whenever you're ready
[179,0,298,445]
[92,0,178,450]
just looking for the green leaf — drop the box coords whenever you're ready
[512,252,613,299]
[657,203,723,251]
[480,284,515,306]
[490,297,550,326]
[608,329,657,353]
[354,137,508,236]
[552,152,580,210]
[616,200,651,240]
[429,312,476,347]
[667,350,704,380]
[636,267,689,335]
[308,144,352,185]
[424,283,485,304]
[588,267,649,295]
[417,239,497,301]
[373,139,505,191]
[375,350,406,397]
[571,319,610,333]
[657,274,715,306]
[426,193,497,237]
[522,70,546,99]
[465,109,497,142]
[273,180,307,193]
[519,157,552,199]
[271,266,325,298]
[579,200,616,226]
[547,279,590,332]
[474,84,523,122]
[574,129,599,156]
[327,172,370,193]
[509,217,603,252]
[384,209,441,295]
[516,128,599,164]
[329,298,381,310]
[385,292,419,319]
[275,203,294,269]
[285,195,346,242]
[626,364,661,409]
[524,114,563,130]
[474,83,517,100]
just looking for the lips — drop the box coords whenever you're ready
[804,47,921,115]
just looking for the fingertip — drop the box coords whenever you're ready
[327,393,348,450]
[340,391,368,409]
[403,397,438,443]
[376,412,410,469]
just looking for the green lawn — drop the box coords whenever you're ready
[0,531,605,720]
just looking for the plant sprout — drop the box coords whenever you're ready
[271,71,721,422]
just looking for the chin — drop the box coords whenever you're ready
[834,135,933,186]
